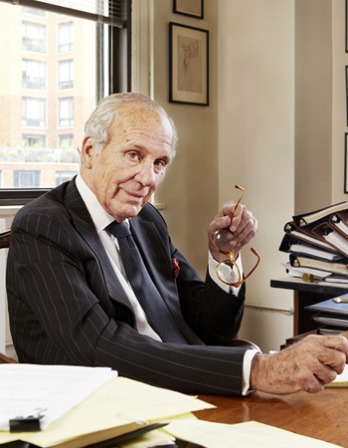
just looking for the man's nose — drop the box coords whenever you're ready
[134,162,156,186]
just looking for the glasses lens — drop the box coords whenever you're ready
[216,260,242,285]
[213,229,233,253]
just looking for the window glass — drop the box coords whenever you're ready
[14,170,41,188]
[58,60,73,89]
[0,2,99,190]
[22,21,46,53]
[58,22,73,53]
[22,59,46,90]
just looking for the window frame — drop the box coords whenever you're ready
[0,0,131,206]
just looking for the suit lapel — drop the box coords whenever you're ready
[130,216,203,344]
[64,180,133,311]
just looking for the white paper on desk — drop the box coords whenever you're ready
[0,364,117,431]
[165,420,342,448]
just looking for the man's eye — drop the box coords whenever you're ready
[155,160,167,171]
[127,151,141,161]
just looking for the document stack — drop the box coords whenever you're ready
[278,201,348,284]
[305,295,348,334]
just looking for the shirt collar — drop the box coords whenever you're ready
[75,174,116,233]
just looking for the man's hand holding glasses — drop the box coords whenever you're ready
[208,185,260,287]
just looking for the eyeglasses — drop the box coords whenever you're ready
[211,185,261,287]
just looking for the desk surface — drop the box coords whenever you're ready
[196,388,347,447]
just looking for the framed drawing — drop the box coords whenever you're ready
[345,133,348,193]
[169,22,209,106]
[173,0,204,19]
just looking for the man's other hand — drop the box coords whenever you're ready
[250,334,348,395]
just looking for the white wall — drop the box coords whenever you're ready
[332,0,348,203]
[150,0,220,277]
[217,0,295,351]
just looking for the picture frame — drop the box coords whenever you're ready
[345,133,348,193]
[169,22,209,106]
[173,0,204,19]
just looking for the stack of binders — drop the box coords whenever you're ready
[305,295,348,334]
[279,201,348,284]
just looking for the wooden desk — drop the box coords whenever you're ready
[271,277,348,335]
[196,388,348,447]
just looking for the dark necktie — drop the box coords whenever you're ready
[106,221,187,343]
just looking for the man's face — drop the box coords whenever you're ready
[81,104,173,222]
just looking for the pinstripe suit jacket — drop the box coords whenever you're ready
[6,178,249,395]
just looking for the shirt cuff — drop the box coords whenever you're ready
[242,348,261,395]
[208,251,243,296]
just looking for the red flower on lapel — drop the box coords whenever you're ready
[172,257,180,279]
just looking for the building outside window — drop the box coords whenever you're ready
[0,0,130,203]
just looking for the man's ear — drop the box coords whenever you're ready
[80,136,95,169]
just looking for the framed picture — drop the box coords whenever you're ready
[345,133,348,193]
[169,22,209,106]
[173,0,204,19]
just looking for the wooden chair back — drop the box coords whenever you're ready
[0,229,16,362]
[0,229,10,249]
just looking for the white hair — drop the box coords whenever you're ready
[84,92,178,158]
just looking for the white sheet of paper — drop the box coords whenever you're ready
[165,419,342,448]
[0,364,117,431]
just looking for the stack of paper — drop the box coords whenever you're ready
[0,364,344,448]
[279,202,348,284]
[0,364,214,448]
[164,420,343,448]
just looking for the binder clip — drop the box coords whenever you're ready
[9,407,46,432]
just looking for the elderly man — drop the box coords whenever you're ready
[6,93,348,396]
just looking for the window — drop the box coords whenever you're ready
[56,171,76,185]
[58,22,73,52]
[14,170,40,188]
[58,134,73,149]
[58,60,73,89]
[22,21,46,53]
[22,97,46,128]
[0,0,130,204]
[22,6,46,16]
[58,97,73,127]
[22,59,46,89]
[23,134,46,147]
